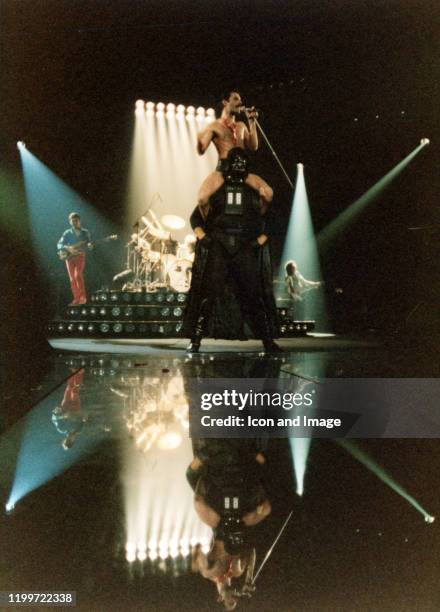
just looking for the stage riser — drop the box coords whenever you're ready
[65,305,186,321]
[48,317,315,338]
[89,289,188,307]
[48,320,184,338]
[51,288,314,338]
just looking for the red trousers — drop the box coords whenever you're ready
[66,253,86,303]
[61,369,85,413]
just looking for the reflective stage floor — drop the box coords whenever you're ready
[1,337,439,611]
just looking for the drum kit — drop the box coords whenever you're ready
[114,210,195,292]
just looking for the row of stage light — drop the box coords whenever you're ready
[125,538,210,563]
[135,100,216,120]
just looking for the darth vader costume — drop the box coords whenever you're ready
[183,148,280,351]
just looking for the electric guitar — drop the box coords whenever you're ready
[58,235,118,260]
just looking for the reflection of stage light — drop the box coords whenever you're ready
[157,431,182,451]
[126,551,136,562]
[137,550,147,561]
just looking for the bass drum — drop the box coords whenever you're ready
[167,259,192,292]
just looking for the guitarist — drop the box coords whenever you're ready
[284,260,323,303]
[57,212,93,305]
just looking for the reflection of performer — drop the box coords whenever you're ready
[196,90,273,214]
[188,439,269,608]
[284,260,323,303]
[57,212,92,305]
[51,369,86,450]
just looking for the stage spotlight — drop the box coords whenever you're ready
[297,162,304,170]
[425,515,435,524]
[17,141,26,149]
[177,104,185,113]
[196,107,205,115]
[146,101,155,110]
[156,102,165,111]
[420,138,430,146]
[186,106,195,115]
[206,108,215,117]
[5,501,15,513]
[167,103,175,112]
[135,100,145,117]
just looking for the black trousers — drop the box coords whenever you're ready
[196,238,271,339]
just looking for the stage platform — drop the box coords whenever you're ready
[48,333,379,354]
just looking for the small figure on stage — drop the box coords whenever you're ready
[196,90,273,215]
[284,260,323,303]
[57,212,93,305]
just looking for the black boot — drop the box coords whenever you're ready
[186,339,201,353]
[263,338,283,353]
[186,299,208,353]
[254,304,284,354]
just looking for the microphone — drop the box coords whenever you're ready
[239,106,262,120]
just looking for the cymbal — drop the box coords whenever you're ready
[161,214,185,230]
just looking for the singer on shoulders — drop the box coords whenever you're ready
[195,90,273,222]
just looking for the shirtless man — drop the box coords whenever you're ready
[196,91,273,215]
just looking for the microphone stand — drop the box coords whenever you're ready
[254,117,294,189]
[251,510,293,586]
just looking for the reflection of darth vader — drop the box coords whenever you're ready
[187,438,271,554]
